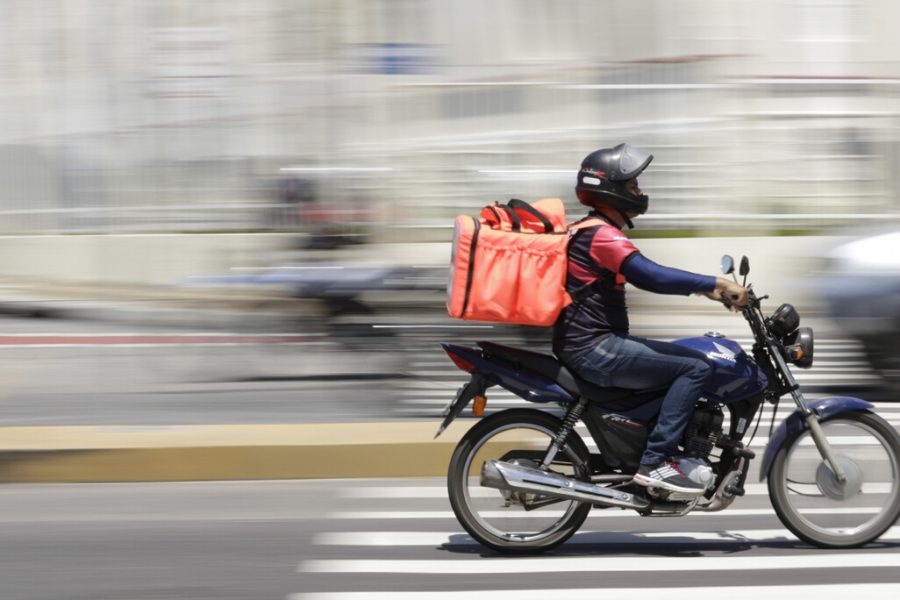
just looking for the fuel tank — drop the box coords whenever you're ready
[673,333,768,404]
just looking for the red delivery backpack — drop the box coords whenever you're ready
[446,198,603,327]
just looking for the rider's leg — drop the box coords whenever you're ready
[562,333,714,464]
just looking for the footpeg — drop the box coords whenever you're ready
[730,444,756,460]
[723,484,746,497]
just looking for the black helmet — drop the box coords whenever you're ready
[575,143,653,220]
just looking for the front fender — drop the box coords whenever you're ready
[759,397,875,481]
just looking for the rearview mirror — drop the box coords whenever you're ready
[740,256,750,277]
[721,255,735,275]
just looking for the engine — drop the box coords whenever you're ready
[682,401,724,457]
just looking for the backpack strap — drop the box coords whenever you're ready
[507,198,554,233]
[566,217,606,233]
[569,278,613,302]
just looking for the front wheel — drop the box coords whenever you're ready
[447,409,592,554]
[768,410,900,548]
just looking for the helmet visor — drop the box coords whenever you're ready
[616,144,653,180]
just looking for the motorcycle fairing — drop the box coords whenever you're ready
[758,397,874,481]
[673,336,768,404]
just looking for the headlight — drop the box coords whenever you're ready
[767,303,801,338]
[783,327,814,369]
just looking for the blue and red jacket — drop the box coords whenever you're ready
[552,212,716,357]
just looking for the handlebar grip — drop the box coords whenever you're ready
[721,291,733,309]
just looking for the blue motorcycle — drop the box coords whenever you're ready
[437,256,900,553]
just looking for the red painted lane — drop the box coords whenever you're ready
[0,334,327,346]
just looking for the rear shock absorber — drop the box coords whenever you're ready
[541,397,589,471]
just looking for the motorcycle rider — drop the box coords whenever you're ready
[554,143,749,495]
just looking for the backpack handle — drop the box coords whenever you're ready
[499,203,521,231]
[508,198,553,233]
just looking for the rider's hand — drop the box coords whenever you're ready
[703,278,749,310]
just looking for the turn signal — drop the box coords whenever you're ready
[786,346,804,361]
[472,395,487,417]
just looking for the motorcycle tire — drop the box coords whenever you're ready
[768,410,900,548]
[447,408,592,554]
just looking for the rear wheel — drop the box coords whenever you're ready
[447,409,592,554]
[768,410,900,548]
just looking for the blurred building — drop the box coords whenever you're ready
[1,0,900,237]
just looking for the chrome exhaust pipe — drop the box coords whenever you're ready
[481,459,650,511]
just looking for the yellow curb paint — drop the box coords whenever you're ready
[0,422,476,483]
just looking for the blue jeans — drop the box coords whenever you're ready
[559,333,714,465]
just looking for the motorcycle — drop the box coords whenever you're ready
[436,255,900,553]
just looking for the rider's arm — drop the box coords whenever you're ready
[620,253,716,296]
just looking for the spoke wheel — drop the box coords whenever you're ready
[447,409,592,554]
[768,411,900,548]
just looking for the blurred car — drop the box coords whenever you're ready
[822,228,900,385]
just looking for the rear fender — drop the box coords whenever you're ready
[759,397,874,481]
[439,343,576,405]
[435,343,576,437]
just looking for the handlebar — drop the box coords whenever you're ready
[721,286,765,313]
[720,291,733,310]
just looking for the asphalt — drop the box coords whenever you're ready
[0,281,472,483]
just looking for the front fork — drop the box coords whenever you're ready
[770,342,847,483]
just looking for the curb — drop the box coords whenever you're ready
[0,422,474,483]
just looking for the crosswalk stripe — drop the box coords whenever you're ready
[299,552,900,574]
[290,584,900,600]
[327,507,880,520]
[339,482,893,499]
[314,526,900,546]
[792,373,882,380]
[340,486,499,499]
[313,529,792,546]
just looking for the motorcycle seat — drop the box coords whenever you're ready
[477,341,660,407]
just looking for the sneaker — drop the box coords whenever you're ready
[633,459,707,495]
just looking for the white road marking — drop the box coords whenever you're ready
[299,552,900,574]
[289,584,900,600]
[327,507,881,520]
[341,487,493,499]
[793,373,882,381]
[313,527,821,546]
[339,482,893,499]
[315,525,900,547]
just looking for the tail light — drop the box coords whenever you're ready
[444,347,476,373]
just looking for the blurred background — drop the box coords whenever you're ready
[1,0,900,394]
[3,0,900,239]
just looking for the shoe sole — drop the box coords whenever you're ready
[632,473,706,496]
